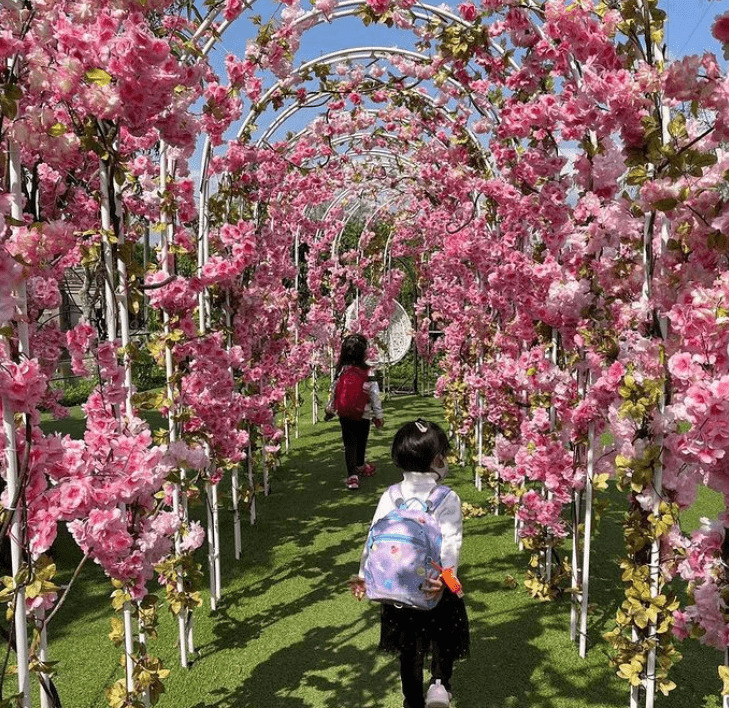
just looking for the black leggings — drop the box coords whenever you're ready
[400,636,454,708]
[338,417,371,476]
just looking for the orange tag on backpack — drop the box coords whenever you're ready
[441,568,464,598]
[431,561,464,598]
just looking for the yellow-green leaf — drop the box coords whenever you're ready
[47,123,67,137]
[720,665,729,695]
[85,68,113,86]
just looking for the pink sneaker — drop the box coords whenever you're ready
[346,475,360,490]
[359,463,377,477]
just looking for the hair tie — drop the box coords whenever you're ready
[415,420,428,433]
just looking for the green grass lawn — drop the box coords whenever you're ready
[39,394,727,708]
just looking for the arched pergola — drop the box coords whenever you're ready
[3,2,729,707]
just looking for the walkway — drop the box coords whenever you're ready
[49,395,721,708]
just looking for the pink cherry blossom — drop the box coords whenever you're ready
[712,12,729,44]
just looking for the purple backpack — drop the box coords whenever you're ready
[364,483,452,611]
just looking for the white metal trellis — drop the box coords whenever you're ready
[580,420,596,660]
[100,157,137,693]
[4,126,31,708]
[160,142,192,668]
[187,3,695,706]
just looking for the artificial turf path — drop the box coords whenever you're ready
[43,394,725,707]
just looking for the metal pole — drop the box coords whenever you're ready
[123,594,135,693]
[312,369,318,424]
[475,390,483,493]
[138,617,150,708]
[283,392,290,453]
[102,153,140,698]
[225,294,242,559]
[262,382,270,496]
[38,609,51,708]
[570,487,582,643]
[640,7,670,703]
[545,330,559,584]
[111,170,133,419]
[205,484,218,609]
[579,422,595,658]
[99,163,117,342]
[5,131,31,708]
[212,483,221,601]
[571,361,587,644]
[248,440,257,525]
[197,176,220,610]
[160,142,188,668]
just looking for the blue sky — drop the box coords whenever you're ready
[664,0,729,58]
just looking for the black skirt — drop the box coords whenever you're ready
[378,588,470,659]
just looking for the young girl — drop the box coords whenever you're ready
[349,419,469,708]
[326,333,384,490]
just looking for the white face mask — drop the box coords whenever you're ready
[431,458,449,481]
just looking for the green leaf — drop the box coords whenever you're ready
[652,197,678,212]
[692,151,718,168]
[3,83,22,100]
[0,94,18,120]
[626,166,648,186]
[47,123,67,137]
[105,679,129,708]
[676,420,692,434]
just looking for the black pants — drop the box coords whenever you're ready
[400,636,454,708]
[338,417,371,476]
[379,591,469,708]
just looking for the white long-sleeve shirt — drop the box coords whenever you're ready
[358,471,463,578]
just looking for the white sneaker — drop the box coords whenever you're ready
[425,680,450,708]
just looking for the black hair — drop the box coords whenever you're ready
[391,419,450,473]
[335,333,368,374]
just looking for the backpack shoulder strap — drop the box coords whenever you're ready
[425,485,452,513]
[388,483,406,509]
[389,483,450,512]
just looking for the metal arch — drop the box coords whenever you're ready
[237,45,479,138]
[201,95,497,237]
[308,142,420,181]
[196,0,534,249]
[196,0,524,70]
[255,89,412,148]
[196,0,536,213]
[335,147,418,174]
[254,93,335,146]
[332,142,420,170]
[330,196,405,267]
[310,183,406,258]
[201,123,499,264]
[254,100,499,187]
[288,0,521,72]
[197,76,496,220]
[257,90,498,153]
[328,155,418,209]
